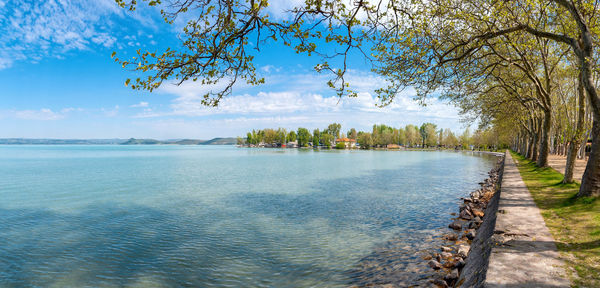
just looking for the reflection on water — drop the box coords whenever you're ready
[0,146,496,287]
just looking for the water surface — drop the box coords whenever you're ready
[0,146,496,287]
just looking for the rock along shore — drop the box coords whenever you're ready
[425,154,506,288]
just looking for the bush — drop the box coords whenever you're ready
[335,142,346,149]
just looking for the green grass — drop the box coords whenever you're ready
[510,151,600,287]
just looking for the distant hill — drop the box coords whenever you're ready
[173,139,205,145]
[120,138,162,145]
[120,137,237,145]
[201,137,237,145]
[0,138,125,145]
[0,137,237,145]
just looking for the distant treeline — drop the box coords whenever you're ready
[239,123,502,150]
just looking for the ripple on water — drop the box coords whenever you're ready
[0,147,497,287]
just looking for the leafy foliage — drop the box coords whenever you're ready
[114,0,384,105]
[297,128,310,147]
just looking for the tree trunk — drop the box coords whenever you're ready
[564,142,578,183]
[579,133,587,159]
[564,73,586,183]
[537,110,551,167]
[528,134,534,160]
[532,135,538,161]
[579,116,600,197]
[519,134,525,154]
[532,121,540,162]
[578,28,600,197]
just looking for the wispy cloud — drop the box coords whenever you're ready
[16,109,64,120]
[264,0,305,20]
[132,70,462,137]
[260,65,281,73]
[102,105,120,117]
[154,70,456,117]
[4,108,71,120]
[130,101,149,108]
[0,0,159,69]
[167,91,339,116]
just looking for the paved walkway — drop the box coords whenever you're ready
[484,152,570,287]
[547,154,586,182]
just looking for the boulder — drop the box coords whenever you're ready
[428,260,442,270]
[444,233,458,241]
[472,209,485,218]
[468,221,479,229]
[432,278,448,288]
[449,220,462,230]
[457,245,470,258]
[459,210,473,220]
[443,260,456,268]
[466,230,476,240]
[444,269,459,282]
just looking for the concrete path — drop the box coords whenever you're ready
[484,152,570,288]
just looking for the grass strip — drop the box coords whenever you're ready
[510,151,599,287]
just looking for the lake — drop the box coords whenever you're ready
[0,145,497,287]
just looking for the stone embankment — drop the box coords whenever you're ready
[426,151,571,288]
[425,155,505,287]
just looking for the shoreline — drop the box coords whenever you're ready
[424,153,505,287]
[239,145,505,154]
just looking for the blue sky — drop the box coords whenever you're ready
[0,0,464,139]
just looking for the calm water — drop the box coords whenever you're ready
[0,146,497,287]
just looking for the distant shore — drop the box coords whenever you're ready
[239,144,505,154]
[0,137,238,145]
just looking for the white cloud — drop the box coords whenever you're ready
[0,0,157,69]
[59,107,84,113]
[0,107,85,121]
[155,70,458,119]
[91,33,117,48]
[133,70,462,138]
[264,0,305,20]
[260,65,281,73]
[168,91,339,116]
[10,108,64,120]
[131,97,462,138]
[159,79,248,101]
[0,54,11,69]
[130,101,149,108]
[102,105,120,117]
